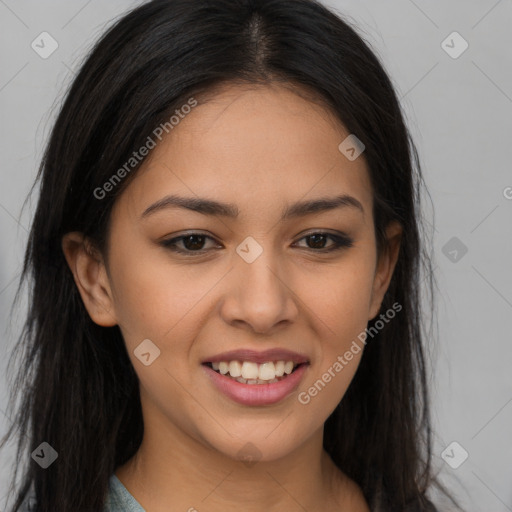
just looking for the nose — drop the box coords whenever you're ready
[220,249,299,335]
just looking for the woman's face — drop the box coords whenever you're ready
[71,83,400,462]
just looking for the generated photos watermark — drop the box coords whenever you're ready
[298,301,402,405]
[93,97,198,200]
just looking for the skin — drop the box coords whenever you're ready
[62,82,401,512]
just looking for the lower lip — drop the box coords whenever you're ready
[202,364,308,406]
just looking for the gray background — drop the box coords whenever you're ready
[0,1,511,510]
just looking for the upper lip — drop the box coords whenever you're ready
[202,348,310,365]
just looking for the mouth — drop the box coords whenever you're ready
[201,349,310,406]
[202,360,307,385]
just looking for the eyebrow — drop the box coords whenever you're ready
[140,193,364,220]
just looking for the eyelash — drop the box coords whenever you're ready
[160,231,353,256]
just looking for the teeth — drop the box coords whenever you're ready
[241,361,259,380]
[210,360,301,382]
[274,361,285,377]
[236,377,280,385]
[229,360,242,378]
[258,362,275,380]
[284,361,294,375]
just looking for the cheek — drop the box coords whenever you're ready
[108,246,221,346]
[303,249,376,340]
[295,250,375,410]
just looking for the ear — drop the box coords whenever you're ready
[368,221,402,320]
[61,232,117,327]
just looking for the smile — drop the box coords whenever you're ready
[202,360,309,406]
[207,360,300,384]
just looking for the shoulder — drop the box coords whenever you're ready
[18,476,142,512]
[104,474,145,512]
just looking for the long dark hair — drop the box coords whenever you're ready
[1,0,460,510]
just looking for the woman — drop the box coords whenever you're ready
[1,0,460,510]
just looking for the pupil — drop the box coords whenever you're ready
[184,235,205,250]
[308,234,326,249]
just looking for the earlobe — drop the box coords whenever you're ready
[61,232,117,327]
[368,221,402,320]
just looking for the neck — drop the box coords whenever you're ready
[115,402,350,511]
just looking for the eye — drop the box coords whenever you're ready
[160,231,353,256]
[160,232,220,254]
[293,232,353,252]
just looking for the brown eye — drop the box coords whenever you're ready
[294,232,353,252]
[161,233,220,254]
[161,231,353,256]
[180,234,207,251]
[306,233,329,249]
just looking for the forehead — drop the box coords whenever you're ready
[113,82,373,224]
